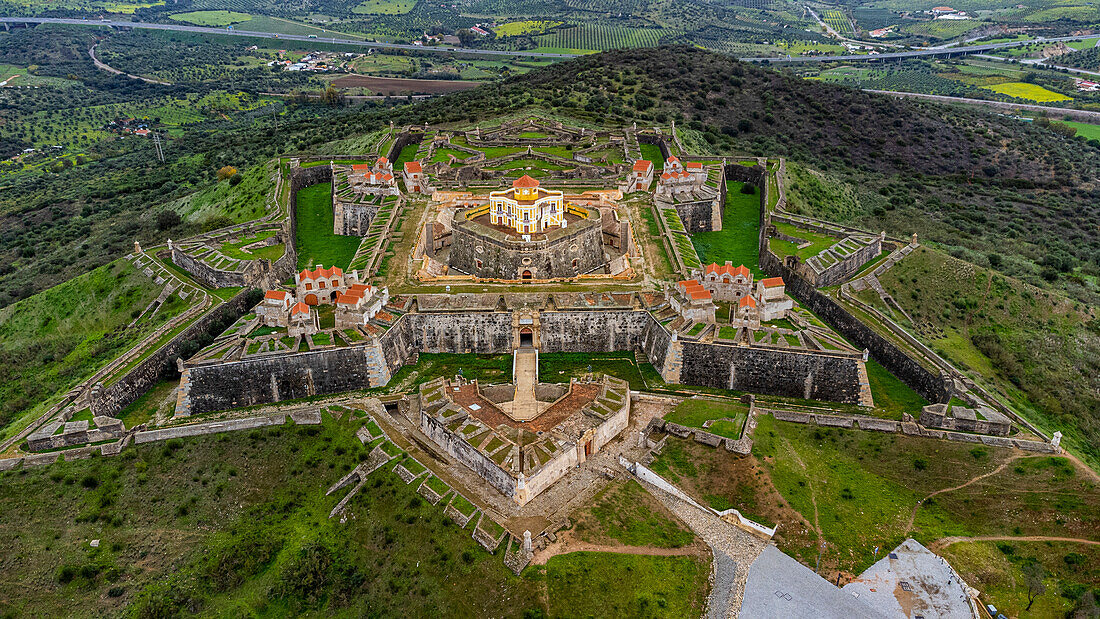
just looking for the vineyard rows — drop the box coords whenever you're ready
[821,9,855,36]
[535,25,673,51]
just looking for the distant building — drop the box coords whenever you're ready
[757,277,793,322]
[288,302,318,337]
[403,160,427,193]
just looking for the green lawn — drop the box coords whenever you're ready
[664,398,748,439]
[1055,120,1100,140]
[575,480,695,548]
[294,183,361,270]
[768,221,840,261]
[639,143,665,170]
[865,359,928,418]
[542,552,710,618]
[538,352,647,391]
[385,353,513,389]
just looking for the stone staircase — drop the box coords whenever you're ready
[856,361,874,408]
[174,367,192,418]
[661,339,683,385]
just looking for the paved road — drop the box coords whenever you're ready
[88,42,171,84]
[0,17,580,58]
[739,33,1100,63]
[863,89,1100,121]
[6,16,1099,64]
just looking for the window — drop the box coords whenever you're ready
[305,283,313,291]
[572,259,578,269]
[319,281,326,289]
[475,258,482,269]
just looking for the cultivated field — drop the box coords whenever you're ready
[167,10,252,26]
[330,75,480,95]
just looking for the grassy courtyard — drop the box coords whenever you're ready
[688,181,763,276]
[664,398,748,439]
[294,183,362,270]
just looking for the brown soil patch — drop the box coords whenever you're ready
[530,528,708,565]
[331,74,480,95]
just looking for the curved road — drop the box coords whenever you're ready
[88,42,171,84]
[863,89,1100,122]
[0,17,580,59]
[4,17,1100,63]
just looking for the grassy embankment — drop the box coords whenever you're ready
[878,245,1100,468]
[652,417,1100,615]
[0,260,185,446]
[0,413,545,617]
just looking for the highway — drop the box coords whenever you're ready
[740,33,1100,63]
[863,89,1100,122]
[0,17,581,58]
[3,16,1098,64]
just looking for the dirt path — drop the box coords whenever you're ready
[931,535,1100,552]
[88,43,172,85]
[905,452,1035,532]
[783,438,824,542]
[530,529,706,566]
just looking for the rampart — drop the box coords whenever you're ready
[91,289,257,417]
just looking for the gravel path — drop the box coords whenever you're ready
[638,481,768,618]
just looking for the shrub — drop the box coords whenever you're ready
[81,474,99,489]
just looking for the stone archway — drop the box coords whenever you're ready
[521,270,533,280]
[305,293,319,305]
[519,327,533,348]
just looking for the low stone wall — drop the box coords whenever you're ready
[539,310,650,353]
[133,412,322,444]
[763,408,1058,453]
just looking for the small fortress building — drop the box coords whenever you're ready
[488,175,565,234]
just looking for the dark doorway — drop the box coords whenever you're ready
[584,440,593,457]
[519,328,533,348]
[521,269,533,280]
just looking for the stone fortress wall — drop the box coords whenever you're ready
[448,214,606,279]
[91,288,257,417]
[182,300,868,415]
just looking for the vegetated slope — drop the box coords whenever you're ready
[410,46,1099,302]
[878,246,1100,466]
[0,418,543,617]
[0,259,181,441]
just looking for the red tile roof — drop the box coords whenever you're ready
[513,174,539,188]
[689,289,712,300]
[761,276,785,288]
[633,160,652,172]
[352,163,369,171]
[667,155,679,163]
[376,156,389,165]
[739,295,757,308]
[264,290,289,300]
[705,263,751,279]
[336,293,361,305]
[290,302,310,315]
[685,161,703,169]
[404,161,422,173]
[299,266,343,281]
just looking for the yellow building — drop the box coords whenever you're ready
[489,175,565,234]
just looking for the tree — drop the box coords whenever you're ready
[156,210,181,231]
[216,165,237,181]
[1023,561,1046,611]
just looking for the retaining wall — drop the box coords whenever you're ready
[91,289,256,417]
